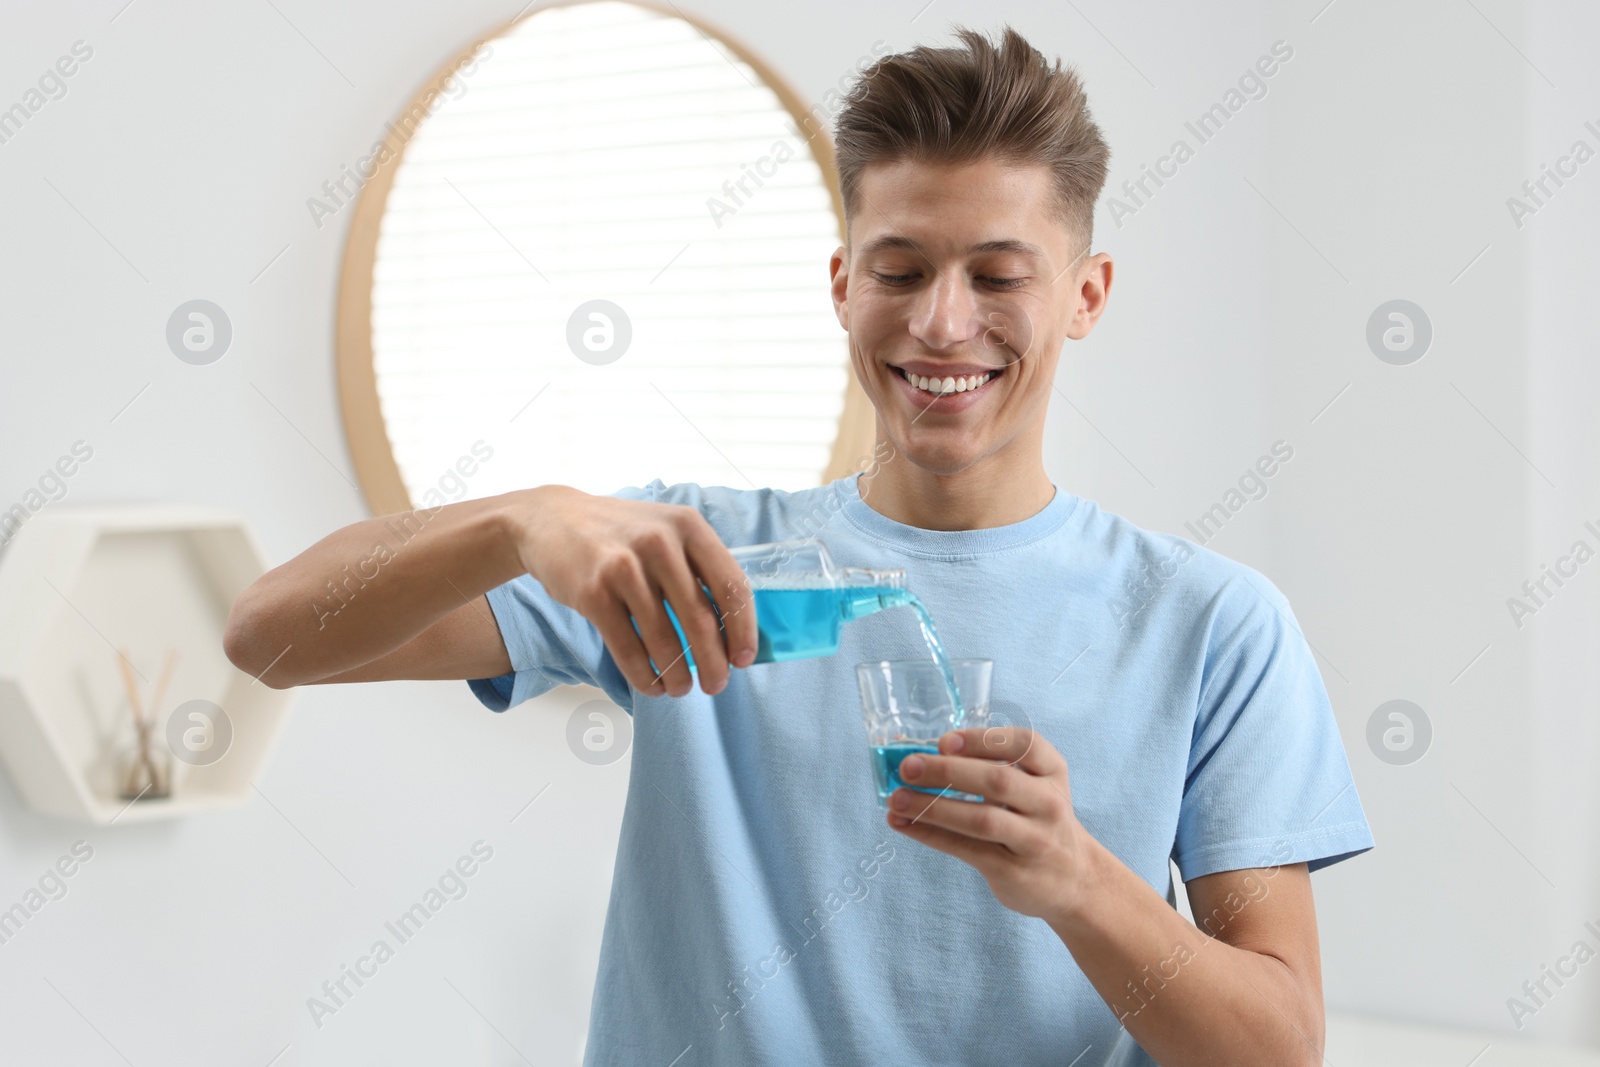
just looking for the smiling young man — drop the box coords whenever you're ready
[226,25,1372,1067]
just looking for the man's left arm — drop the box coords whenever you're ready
[887,726,1324,1067]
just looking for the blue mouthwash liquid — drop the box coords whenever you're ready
[660,585,908,665]
[652,584,967,723]
[871,742,985,804]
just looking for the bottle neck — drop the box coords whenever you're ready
[839,566,905,590]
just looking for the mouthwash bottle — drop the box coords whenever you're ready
[651,540,909,671]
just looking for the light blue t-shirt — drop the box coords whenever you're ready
[468,474,1373,1066]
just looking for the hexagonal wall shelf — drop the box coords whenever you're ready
[0,506,292,823]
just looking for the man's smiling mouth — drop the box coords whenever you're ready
[888,363,1003,397]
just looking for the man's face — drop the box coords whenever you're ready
[830,159,1110,477]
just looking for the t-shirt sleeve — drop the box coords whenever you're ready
[1171,571,1374,881]
[464,482,664,713]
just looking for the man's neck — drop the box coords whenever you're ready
[856,441,1056,531]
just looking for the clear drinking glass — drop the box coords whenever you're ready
[856,658,992,807]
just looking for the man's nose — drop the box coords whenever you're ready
[907,273,978,350]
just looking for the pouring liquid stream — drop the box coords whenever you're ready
[839,587,965,724]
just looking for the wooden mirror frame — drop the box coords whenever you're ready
[335,0,878,517]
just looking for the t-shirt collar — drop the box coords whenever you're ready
[832,471,1078,559]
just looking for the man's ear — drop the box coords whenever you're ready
[1065,252,1113,341]
[829,245,849,330]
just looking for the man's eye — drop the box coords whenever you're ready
[981,276,1025,290]
[872,271,916,286]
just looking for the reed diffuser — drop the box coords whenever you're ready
[116,648,176,800]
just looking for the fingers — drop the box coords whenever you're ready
[942,726,1065,778]
[886,810,1010,867]
[648,540,732,694]
[565,501,757,698]
[597,549,696,697]
[887,788,1034,851]
[678,511,758,668]
[895,749,1052,817]
[589,599,667,698]
[623,583,695,697]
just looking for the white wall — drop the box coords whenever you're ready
[1259,0,1547,1038]
[1525,0,1600,1048]
[1,0,1595,1062]
[1260,0,1600,1047]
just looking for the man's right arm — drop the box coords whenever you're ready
[221,485,758,697]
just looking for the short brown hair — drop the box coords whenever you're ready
[832,26,1110,247]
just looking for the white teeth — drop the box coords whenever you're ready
[901,369,995,395]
